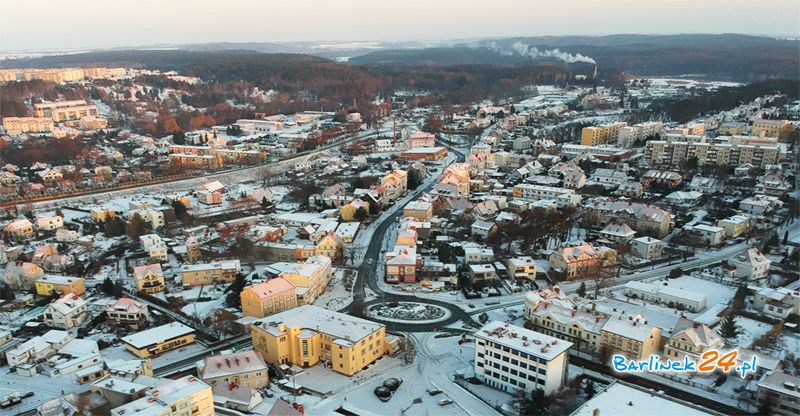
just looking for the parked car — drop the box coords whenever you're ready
[438,398,453,406]
[427,387,442,396]
[374,386,392,402]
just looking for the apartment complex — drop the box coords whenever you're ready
[2,117,54,135]
[250,305,390,376]
[121,322,196,358]
[751,119,792,140]
[240,277,298,318]
[645,135,781,168]
[474,321,572,396]
[34,100,99,122]
[580,122,628,146]
[180,260,240,286]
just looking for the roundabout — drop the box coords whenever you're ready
[366,301,451,324]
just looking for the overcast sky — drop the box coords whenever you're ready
[1,0,798,51]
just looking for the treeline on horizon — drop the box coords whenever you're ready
[649,79,800,123]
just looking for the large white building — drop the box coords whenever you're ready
[623,281,708,312]
[474,321,572,396]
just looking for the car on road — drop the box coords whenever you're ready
[438,398,453,406]
[427,387,442,395]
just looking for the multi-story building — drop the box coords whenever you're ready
[4,218,35,241]
[525,292,606,355]
[645,135,781,168]
[757,371,800,416]
[512,184,581,207]
[584,198,673,238]
[753,287,800,320]
[134,263,166,294]
[663,319,723,363]
[381,169,408,201]
[600,314,662,360]
[34,100,99,122]
[403,201,433,222]
[240,277,298,318]
[717,214,752,238]
[2,117,54,135]
[106,298,149,331]
[43,293,88,329]
[751,119,792,140]
[506,256,538,281]
[250,305,390,376]
[110,376,214,416]
[121,322,195,358]
[630,236,664,260]
[180,260,241,286]
[198,350,270,389]
[548,244,617,280]
[34,275,86,296]
[409,131,436,148]
[474,321,572,396]
[580,122,627,146]
[264,256,331,304]
[728,248,771,281]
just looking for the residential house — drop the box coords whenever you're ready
[267,256,331,304]
[43,293,88,329]
[663,320,723,364]
[133,263,165,294]
[106,298,149,331]
[630,236,664,260]
[548,244,617,280]
[728,248,771,280]
[4,219,34,241]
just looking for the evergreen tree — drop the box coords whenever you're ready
[112,280,124,298]
[519,389,549,416]
[101,277,114,295]
[577,282,586,298]
[720,314,740,340]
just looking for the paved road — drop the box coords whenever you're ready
[345,142,481,332]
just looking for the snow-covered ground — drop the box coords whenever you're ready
[728,316,773,349]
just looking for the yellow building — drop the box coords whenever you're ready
[241,277,298,318]
[314,234,344,261]
[180,260,240,286]
[663,320,723,363]
[402,201,433,222]
[110,375,213,416]
[2,117,54,135]
[90,208,117,223]
[134,263,166,294]
[752,119,791,140]
[251,305,390,376]
[267,256,331,304]
[121,322,196,358]
[600,314,662,360]
[34,275,86,296]
[339,199,370,222]
[580,122,627,146]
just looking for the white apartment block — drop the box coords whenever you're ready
[474,321,572,396]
